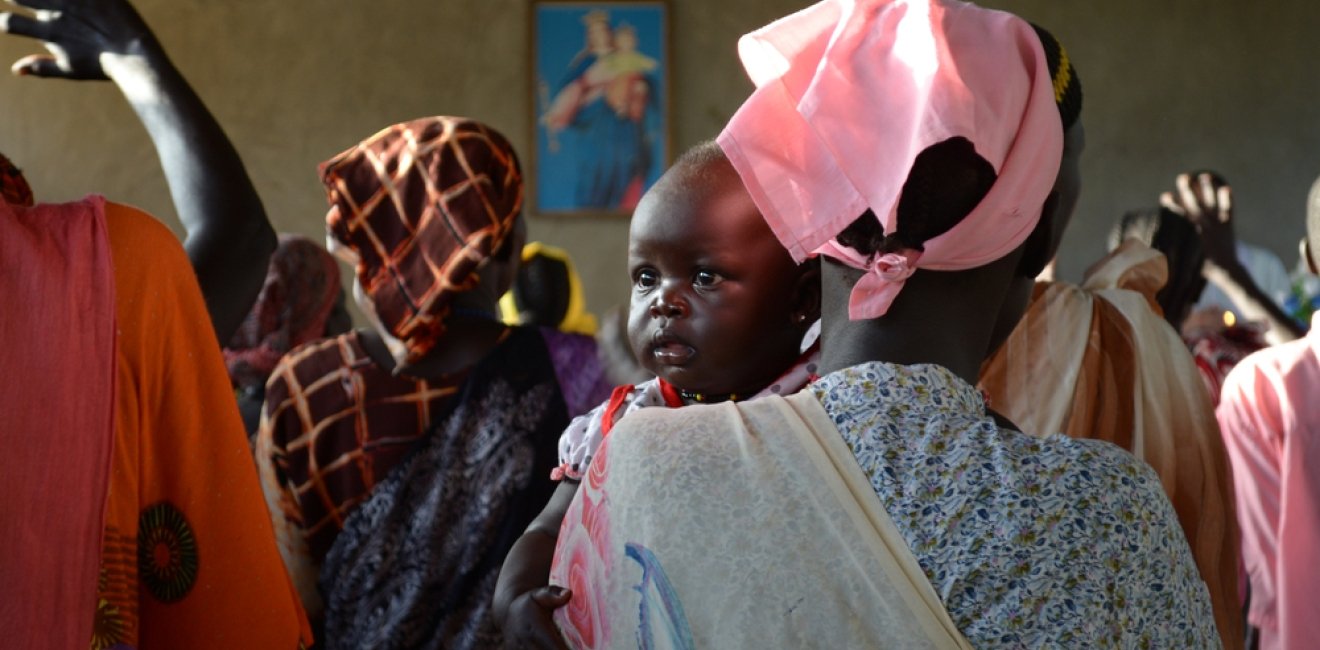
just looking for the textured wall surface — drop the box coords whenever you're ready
[986,0,1320,283]
[1,0,1316,318]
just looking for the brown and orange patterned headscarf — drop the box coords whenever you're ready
[319,116,524,364]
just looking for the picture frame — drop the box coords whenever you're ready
[530,0,670,217]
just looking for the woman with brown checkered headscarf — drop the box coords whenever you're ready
[253,116,610,649]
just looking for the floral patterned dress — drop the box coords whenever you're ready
[811,362,1220,648]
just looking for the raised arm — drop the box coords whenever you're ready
[1,0,275,343]
[1162,172,1306,344]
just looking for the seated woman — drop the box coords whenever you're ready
[542,1,1218,647]
[255,117,610,649]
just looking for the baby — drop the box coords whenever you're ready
[493,140,820,647]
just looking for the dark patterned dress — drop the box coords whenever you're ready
[317,326,570,648]
[257,325,607,648]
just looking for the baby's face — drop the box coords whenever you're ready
[626,173,806,396]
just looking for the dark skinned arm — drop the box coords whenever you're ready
[1162,172,1305,344]
[2,0,275,343]
[493,480,577,650]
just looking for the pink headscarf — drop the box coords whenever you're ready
[717,0,1063,319]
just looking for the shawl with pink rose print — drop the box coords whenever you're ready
[548,391,971,649]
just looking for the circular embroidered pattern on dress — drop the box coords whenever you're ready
[137,502,199,603]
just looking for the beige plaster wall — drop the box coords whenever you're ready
[986,0,1320,283]
[2,1,1317,318]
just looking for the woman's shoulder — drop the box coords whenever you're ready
[997,429,1196,570]
[270,331,366,380]
[264,330,401,415]
[975,430,1215,642]
[999,427,1165,499]
[104,200,178,249]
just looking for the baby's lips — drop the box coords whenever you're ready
[651,340,695,366]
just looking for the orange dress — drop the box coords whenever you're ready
[92,202,311,649]
[981,241,1243,649]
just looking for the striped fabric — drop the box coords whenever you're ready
[320,116,524,364]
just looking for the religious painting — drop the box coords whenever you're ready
[532,1,669,216]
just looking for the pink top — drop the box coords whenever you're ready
[1217,313,1320,650]
[717,0,1063,319]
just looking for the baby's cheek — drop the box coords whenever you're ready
[625,309,651,358]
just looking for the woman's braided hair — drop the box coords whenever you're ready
[836,137,997,257]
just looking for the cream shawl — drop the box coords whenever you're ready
[550,390,969,649]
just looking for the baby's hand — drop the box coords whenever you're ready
[502,585,573,650]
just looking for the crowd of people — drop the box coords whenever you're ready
[2,0,1317,649]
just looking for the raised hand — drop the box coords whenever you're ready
[0,0,276,344]
[1160,172,1240,273]
[1,0,158,80]
[1161,171,1304,343]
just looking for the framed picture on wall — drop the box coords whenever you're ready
[531,0,670,217]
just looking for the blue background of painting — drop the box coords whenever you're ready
[534,3,667,214]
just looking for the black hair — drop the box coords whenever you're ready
[673,139,725,171]
[512,252,572,327]
[665,140,735,190]
[1109,207,1207,327]
[1030,23,1083,130]
[836,137,997,257]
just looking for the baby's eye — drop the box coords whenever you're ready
[693,270,722,288]
[634,269,659,289]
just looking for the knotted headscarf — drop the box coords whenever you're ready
[223,234,342,389]
[320,116,524,364]
[717,0,1063,319]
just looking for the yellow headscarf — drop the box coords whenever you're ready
[500,241,599,336]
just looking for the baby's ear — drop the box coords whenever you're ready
[790,258,823,326]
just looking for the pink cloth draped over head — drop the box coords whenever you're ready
[224,234,342,390]
[717,0,1063,319]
